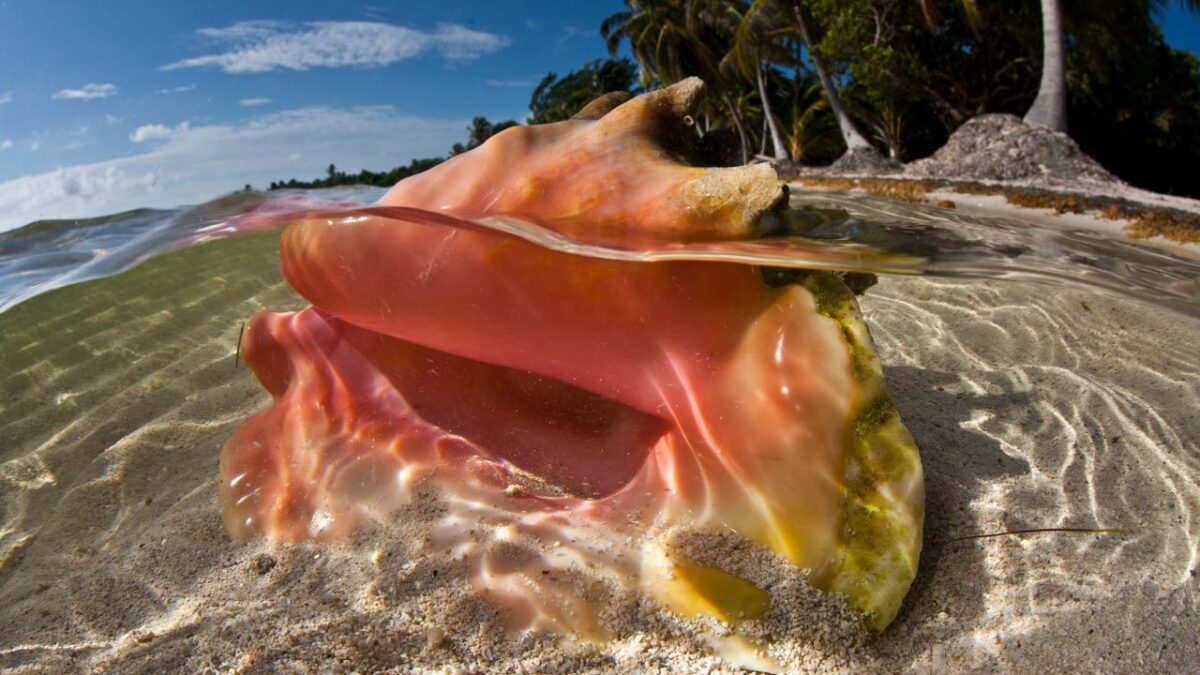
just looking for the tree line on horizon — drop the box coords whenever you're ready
[270,0,1200,197]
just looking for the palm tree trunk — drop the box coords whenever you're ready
[756,61,789,160]
[792,1,872,151]
[723,94,750,164]
[1024,0,1068,132]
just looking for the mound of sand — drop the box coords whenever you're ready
[828,147,902,175]
[906,114,1118,185]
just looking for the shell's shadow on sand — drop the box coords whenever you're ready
[882,365,1032,627]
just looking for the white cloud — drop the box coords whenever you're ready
[196,20,285,42]
[156,84,197,94]
[52,83,118,100]
[0,140,12,150]
[105,114,122,124]
[0,106,469,231]
[239,97,271,106]
[486,79,532,88]
[161,21,510,73]
[0,91,13,105]
[130,121,191,143]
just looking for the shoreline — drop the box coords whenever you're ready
[786,174,1200,259]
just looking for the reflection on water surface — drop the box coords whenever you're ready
[3,187,1196,316]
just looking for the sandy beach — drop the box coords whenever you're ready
[0,204,1197,672]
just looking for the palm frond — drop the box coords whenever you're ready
[600,11,632,56]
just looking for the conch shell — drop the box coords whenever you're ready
[219,78,923,664]
[378,77,786,244]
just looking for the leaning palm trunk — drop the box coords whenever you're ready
[1024,0,1068,132]
[792,1,872,151]
[756,61,789,160]
[723,93,751,164]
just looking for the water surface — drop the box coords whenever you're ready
[3,187,1196,317]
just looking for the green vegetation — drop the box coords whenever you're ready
[529,58,640,124]
[267,116,519,190]
[449,116,521,156]
[269,158,446,190]
[270,2,1200,197]
[593,0,1200,195]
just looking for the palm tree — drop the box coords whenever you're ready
[789,1,873,152]
[852,99,911,160]
[1023,0,1067,131]
[529,58,639,123]
[1024,0,1200,132]
[718,0,791,160]
[786,80,840,163]
[602,0,754,162]
[601,1,693,88]
[710,0,877,159]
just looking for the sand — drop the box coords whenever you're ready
[789,171,1200,261]
[1,216,1198,672]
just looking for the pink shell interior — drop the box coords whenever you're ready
[219,81,878,650]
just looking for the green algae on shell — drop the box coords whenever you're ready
[799,271,924,630]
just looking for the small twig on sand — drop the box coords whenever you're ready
[235,321,245,369]
[937,527,1132,546]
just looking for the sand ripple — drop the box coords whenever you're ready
[862,276,1200,669]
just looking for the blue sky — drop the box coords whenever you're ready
[1160,4,1200,56]
[0,1,1196,230]
[0,1,620,229]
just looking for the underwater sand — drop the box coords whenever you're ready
[0,212,1198,672]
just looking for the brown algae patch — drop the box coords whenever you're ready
[788,175,1200,244]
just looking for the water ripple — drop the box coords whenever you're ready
[862,275,1199,664]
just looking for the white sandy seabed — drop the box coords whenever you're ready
[0,206,1197,673]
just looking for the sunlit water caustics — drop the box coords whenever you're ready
[0,188,1196,671]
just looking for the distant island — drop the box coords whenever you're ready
[268,158,444,191]
[267,115,519,190]
[266,116,521,190]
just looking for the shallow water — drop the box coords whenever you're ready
[0,186,384,313]
[0,187,1197,671]
[2,187,1198,317]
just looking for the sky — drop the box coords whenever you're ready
[0,1,621,230]
[0,1,1197,231]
